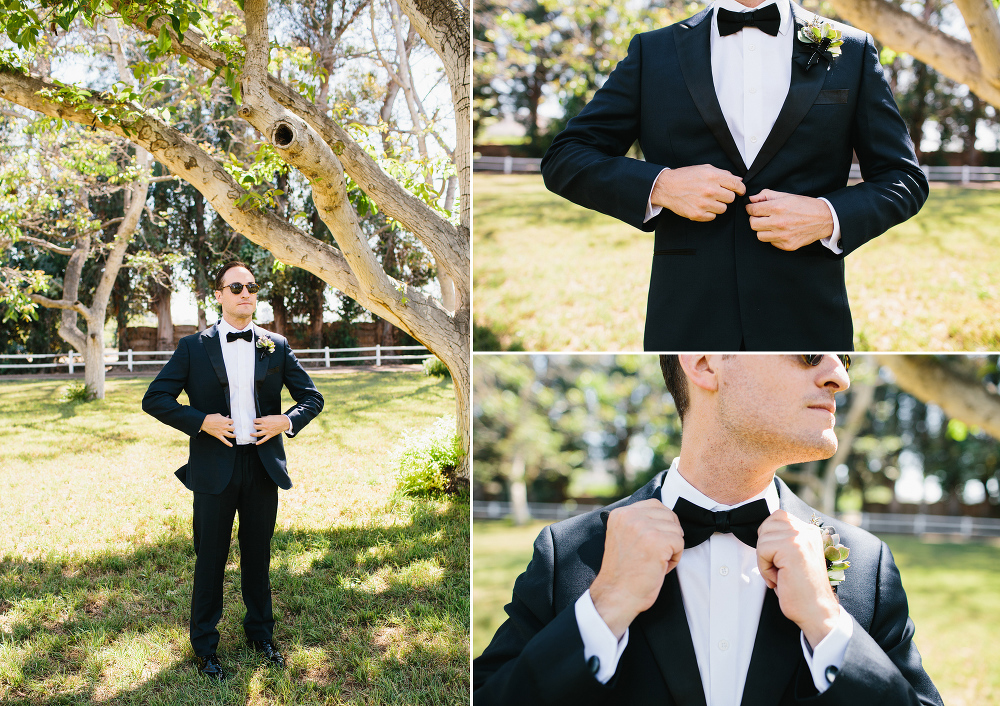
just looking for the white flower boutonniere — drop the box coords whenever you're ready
[811,513,850,591]
[797,19,844,71]
[256,336,276,358]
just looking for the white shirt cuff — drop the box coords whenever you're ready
[575,589,629,684]
[800,604,853,693]
[283,414,294,437]
[644,168,671,223]
[818,197,843,254]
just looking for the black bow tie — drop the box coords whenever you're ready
[717,4,781,37]
[226,329,253,343]
[673,496,771,548]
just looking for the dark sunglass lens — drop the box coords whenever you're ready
[801,355,822,367]
[247,283,260,294]
[228,283,244,294]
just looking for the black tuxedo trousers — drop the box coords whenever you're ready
[541,5,928,350]
[191,445,278,656]
[473,474,943,706]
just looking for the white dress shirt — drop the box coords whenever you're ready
[576,458,853,703]
[644,0,843,253]
[216,319,291,444]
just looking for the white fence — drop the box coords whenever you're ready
[473,501,1000,538]
[0,344,432,373]
[474,157,1000,184]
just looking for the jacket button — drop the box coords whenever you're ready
[825,665,839,684]
[587,655,600,675]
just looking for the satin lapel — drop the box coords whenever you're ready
[744,4,826,182]
[675,9,748,175]
[739,588,802,706]
[634,571,708,706]
[252,325,269,417]
[202,325,231,415]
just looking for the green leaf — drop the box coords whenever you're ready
[156,24,170,54]
[146,12,161,29]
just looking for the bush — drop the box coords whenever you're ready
[422,356,451,378]
[395,416,461,496]
[60,382,94,403]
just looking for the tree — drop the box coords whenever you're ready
[828,0,1000,109]
[1,0,471,479]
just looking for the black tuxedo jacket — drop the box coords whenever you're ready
[540,5,928,351]
[142,323,324,495]
[473,473,943,706]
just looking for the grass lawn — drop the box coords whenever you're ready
[0,371,468,705]
[472,174,1000,351]
[472,519,1000,706]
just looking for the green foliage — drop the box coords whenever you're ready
[422,356,451,378]
[60,381,95,403]
[395,416,462,496]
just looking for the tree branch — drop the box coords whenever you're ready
[29,293,90,318]
[827,0,1000,107]
[16,235,75,255]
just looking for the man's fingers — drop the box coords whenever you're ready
[218,434,233,447]
[725,176,746,195]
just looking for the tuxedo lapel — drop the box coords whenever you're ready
[634,572,708,706]
[675,8,748,175]
[739,588,801,706]
[252,325,270,417]
[201,325,231,415]
[744,4,827,182]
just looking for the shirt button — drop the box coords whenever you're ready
[719,640,730,651]
[750,136,758,143]
[748,43,756,51]
[719,565,729,576]
[749,87,757,94]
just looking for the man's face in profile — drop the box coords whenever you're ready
[714,354,851,465]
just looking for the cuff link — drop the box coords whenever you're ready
[825,665,839,684]
[587,655,600,676]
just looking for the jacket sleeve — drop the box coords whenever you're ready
[280,339,324,435]
[540,33,666,232]
[794,541,943,705]
[473,525,615,706]
[821,33,929,257]
[141,337,206,437]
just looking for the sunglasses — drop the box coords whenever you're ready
[801,354,851,371]
[217,282,260,295]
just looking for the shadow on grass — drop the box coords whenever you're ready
[472,323,525,353]
[0,498,469,706]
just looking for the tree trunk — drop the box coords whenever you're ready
[821,360,878,515]
[153,283,174,351]
[83,321,106,399]
[309,299,324,348]
[509,451,530,525]
[272,293,288,336]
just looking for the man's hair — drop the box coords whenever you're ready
[659,355,689,420]
[214,261,253,291]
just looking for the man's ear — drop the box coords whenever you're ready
[678,354,720,393]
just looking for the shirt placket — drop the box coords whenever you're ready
[709,534,740,706]
[743,27,764,166]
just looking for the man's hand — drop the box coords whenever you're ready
[756,510,840,649]
[747,190,834,251]
[589,499,685,640]
[253,415,291,445]
[651,165,746,222]
[200,413,235,447]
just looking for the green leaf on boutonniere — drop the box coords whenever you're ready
[797,18,844,71]
[811,513,851,590]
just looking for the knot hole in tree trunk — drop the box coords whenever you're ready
[272,122,295,148]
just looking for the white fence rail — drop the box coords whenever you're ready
[474,157,1000,184]
[0,344,432,373]
[473,501,1000,538]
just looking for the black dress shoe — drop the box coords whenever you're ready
[249,639,286,667]
[196,653,227,680]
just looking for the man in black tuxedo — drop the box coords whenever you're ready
[474,355,942,705]
[541,0,928,350]
[142,261,324,679]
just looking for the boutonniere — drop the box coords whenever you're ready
[797,19,844,71]
[811,513,850,591]
[255,335,275,358]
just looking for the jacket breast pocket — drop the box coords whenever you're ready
[815,89,849,105]
[266,366,280,376]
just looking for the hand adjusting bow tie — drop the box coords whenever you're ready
[717,4,781,37]
[672,496,771,548]
[226,329,253,343]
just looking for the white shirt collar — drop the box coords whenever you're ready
[713,0,792,37]
[217,318,254,340]
[659,456,780,514]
